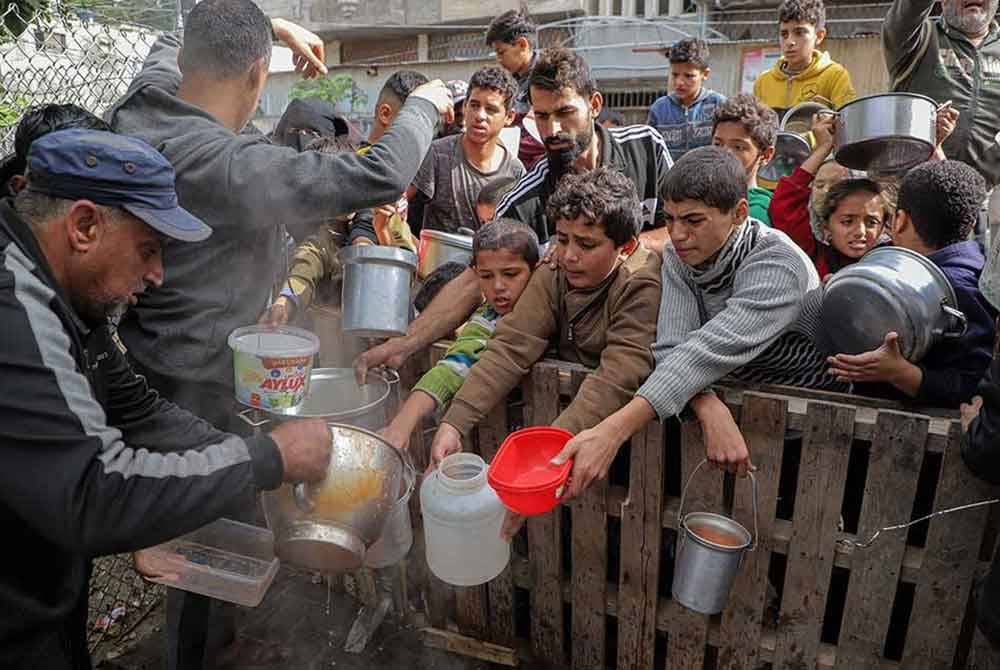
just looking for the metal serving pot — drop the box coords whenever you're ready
[832,93,937,174]
[338,245,417,337]
[238,367,400,433]
[758,131,812,189]
[262,424,411,573]
[821,246,968,362]
[417,229,473,280]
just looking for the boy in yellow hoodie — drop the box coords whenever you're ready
[753,0,856,116]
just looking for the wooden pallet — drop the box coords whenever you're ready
[398,354,1000,669]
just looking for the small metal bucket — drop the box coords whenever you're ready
[338,246,417,338]
[672,460,758,615]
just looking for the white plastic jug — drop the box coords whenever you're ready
[420,453,509,586]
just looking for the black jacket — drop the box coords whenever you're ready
[0,200,283,668]
[494,122,673,243]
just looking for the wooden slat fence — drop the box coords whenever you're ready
[392,352,1000,669]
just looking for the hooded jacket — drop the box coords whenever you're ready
[442,247,662,436]
[106,35,439,416]
[752,50,856,115]
[884,0,1000,188]
[0,200,283,668]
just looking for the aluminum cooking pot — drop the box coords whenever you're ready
[338,245,417,337]
[262,423,410,573]
[418,229,473,280]
[238,367,399,433]
[758,131,811,189]
[832,93,937,174]
[821,246,967,362]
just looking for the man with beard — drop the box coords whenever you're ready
[354,47,672,381]
[0,129,333,668]
[885,0,1000,188]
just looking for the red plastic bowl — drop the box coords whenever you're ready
[487,427,573,516]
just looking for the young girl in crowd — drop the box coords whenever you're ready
[379,219,539,451]
[814,178,892,277]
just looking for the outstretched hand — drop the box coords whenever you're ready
[272,18,327,79]
[827,331,908,384]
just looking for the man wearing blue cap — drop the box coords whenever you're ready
[0,129,334,669]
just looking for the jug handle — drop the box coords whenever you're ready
[676,459,760,552]
[237,408,271,429]
[381,367,401,387]
[938,304,968,339]
[293,483,316,513]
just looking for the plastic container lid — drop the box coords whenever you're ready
[488,427,573,491]
[228,325,319,358]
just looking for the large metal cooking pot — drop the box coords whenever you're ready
[262,424,410,573]
[833,93,937,174]
[238,367,399,432]
[757,131,811,190]
[821,246,967,362]
[338,245,417,337]
[418,229,473,280]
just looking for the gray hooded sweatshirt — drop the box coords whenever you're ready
[106,35,438,410]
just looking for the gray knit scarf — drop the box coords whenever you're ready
[688,220,760,294]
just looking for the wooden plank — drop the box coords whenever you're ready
[455,585,490,640]
[617,421,664,670]
[903,419,998,668]
[834,410,928,669]
[666,420,721,669]
[772,401,855,670]
[526,364,565,666]
[479,402,517,646]
[718,393,787,670]
[566,369,607,670]
[422,627,520,667]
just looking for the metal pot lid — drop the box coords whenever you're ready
[263,368,390,420]
[758,131,812,184]
[419,228,474,249]
[835,91,938,112]
[834,136,933,174]
[780,101,832,134]
[274,521,365,573]
[337,244,417,269]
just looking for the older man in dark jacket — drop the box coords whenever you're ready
[0,129,331,669]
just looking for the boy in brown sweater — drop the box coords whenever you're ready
[428,167,662,474]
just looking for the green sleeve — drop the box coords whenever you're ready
[412,305,496,407]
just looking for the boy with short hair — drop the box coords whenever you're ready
[487,8,546,169]
[827,160,998,407]
[380,220,539,451]
[647,38,726,162]
[712,94,778,226]
[429,167,662,472]
[410,65,525,234]
[475,176,518,225]
[553,147,842,493]
[753,0,856,115]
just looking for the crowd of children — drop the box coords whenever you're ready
[242,0,1000,499]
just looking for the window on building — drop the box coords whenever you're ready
[34,29,67,53]
[613,0,623,14]
[636,0,646,15]
[658,0,670,14]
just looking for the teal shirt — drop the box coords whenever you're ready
[749,186,773,227]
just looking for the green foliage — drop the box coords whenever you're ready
[0,95,31,130]
[289,73,368,113]
[2,0,50,37]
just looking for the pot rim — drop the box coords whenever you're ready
[255,367,392,421]
[419,228,474,248]
[836,91,938,112]
[680,511,752,552]
[337,244,417,269]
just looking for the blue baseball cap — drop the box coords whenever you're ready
[25,129,211,242]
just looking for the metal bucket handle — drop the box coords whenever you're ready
[676,459,759,551]
[938,303,968,339]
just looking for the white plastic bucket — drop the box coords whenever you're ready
[228,325,320,410]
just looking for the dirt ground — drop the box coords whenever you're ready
[96,566,489,670]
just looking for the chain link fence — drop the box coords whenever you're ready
[0,1,162,154]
